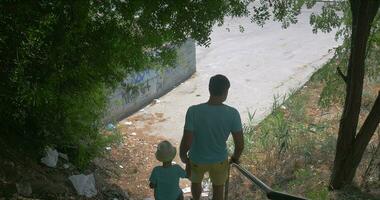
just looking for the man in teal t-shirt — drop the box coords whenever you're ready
[180,74,244,200]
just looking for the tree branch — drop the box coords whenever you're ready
[336,67,347,83]
[352,90,380,163]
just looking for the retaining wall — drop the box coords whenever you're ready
[105,39,196,122]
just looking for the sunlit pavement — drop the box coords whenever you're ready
[121,3,341,141]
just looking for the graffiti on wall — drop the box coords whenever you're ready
[105,39,196,122]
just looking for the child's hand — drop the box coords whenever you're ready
[185,164,191,178]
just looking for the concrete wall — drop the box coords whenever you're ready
[105,39,196,122]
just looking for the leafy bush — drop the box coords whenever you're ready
[0,0,249,167]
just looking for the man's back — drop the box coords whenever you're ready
[184,103,242,164]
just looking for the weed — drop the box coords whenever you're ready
[285,91,308,122]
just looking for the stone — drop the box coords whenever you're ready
[16,182,32,197]
[69,174,97,198]
[41,147,59,168]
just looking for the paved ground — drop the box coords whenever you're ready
[120,3,341,141]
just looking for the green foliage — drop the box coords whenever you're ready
[285,89,309,122]
[0,0,249,167]
[309,1,380,106]
[250,0,315,28]
[315,62,346,108]
[244,95,291,155]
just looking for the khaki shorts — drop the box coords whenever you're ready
[190,159,229,185]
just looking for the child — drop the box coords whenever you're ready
[149,140,187,200]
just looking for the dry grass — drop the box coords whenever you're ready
[230,69,380,199]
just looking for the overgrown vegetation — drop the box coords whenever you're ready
[230,55,380,199]
[228,55,380,199]
[228,3,380,193]
[0,1,249,168]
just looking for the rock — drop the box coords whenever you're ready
[32,179,70,196]
[63,164,70,169]
[41,147,59,168]
[101,184,128,200]
[16,182,32,197]
[69,174,97,198]
[0,183,17,198]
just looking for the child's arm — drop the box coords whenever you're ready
[149,168,157,189]
[177,165,189,179]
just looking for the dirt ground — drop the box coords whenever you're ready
[102,111,194,200]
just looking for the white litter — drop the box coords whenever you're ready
[106,123,116,131]
[105,147,112,151]
[63,164,70,169]
[123,121,133,126]
[153,99,161,103]
[280,105,287,110]
[59,153,69,161]
[201,192,208,197]
[140,109,145,112]
[69,174,97,198]
[131,132,137,136]
[125,122,133,125]
[119,165,124,169]
[41,147,59,168]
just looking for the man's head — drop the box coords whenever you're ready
[209,74,230,101]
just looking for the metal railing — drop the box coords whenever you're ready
[225,163,308,200]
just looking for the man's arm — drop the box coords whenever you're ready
[231,131,244,163]
[180,130,193,164]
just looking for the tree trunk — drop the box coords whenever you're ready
[329,0,380,190]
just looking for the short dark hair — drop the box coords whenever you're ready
[209,74,230,96]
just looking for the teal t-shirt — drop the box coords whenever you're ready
[149,164,186,200]
[184,103,242,164]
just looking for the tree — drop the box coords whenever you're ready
[0,0,249,167]
[250,0,380,189]
[329,0,380,189]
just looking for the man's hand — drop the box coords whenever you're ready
[230,156,240,164]
[180,130,193,164]
[231,131,244,164]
